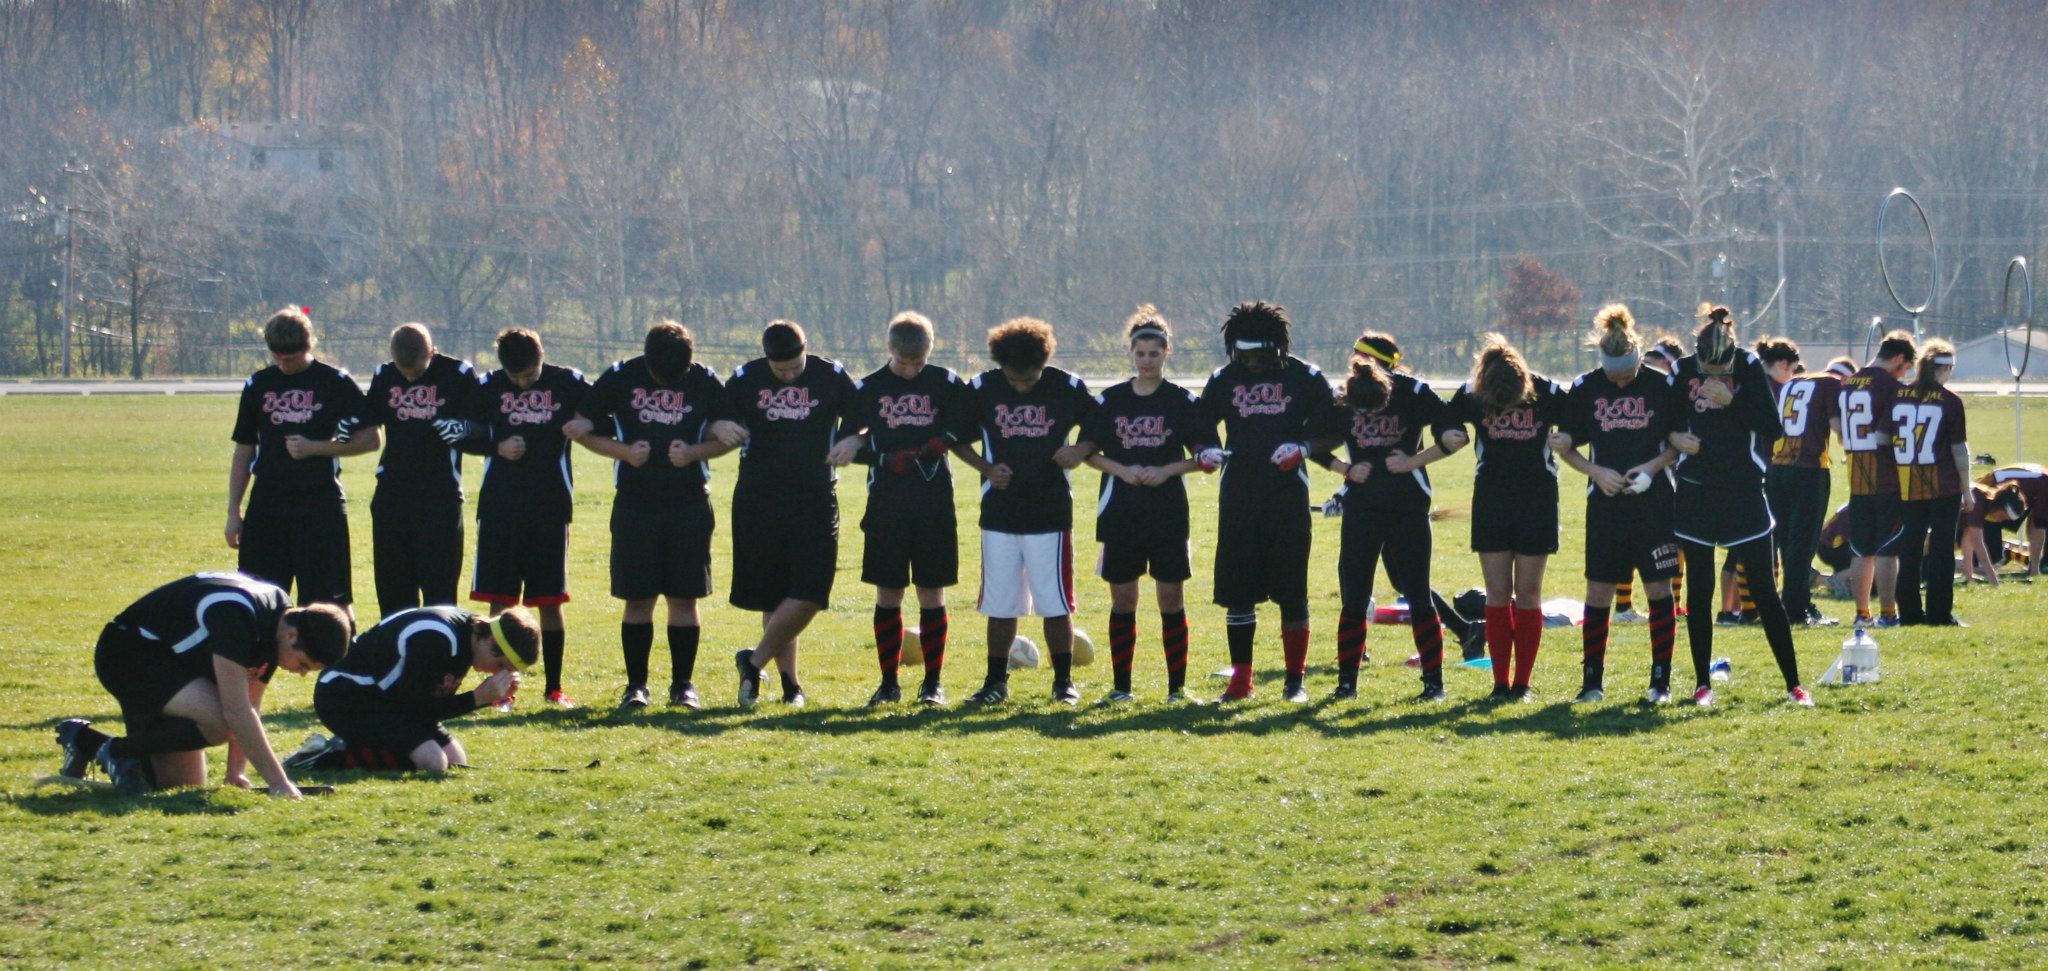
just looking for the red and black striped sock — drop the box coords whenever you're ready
[1281,626,1310,677]
[1109,610,1137,693]
[873,607,903,686]
[1336,610,1368,684]
[1511,607,1543,689]
[1581,605,1610,689]
[1160,610,1189,693]
[1648,596,1676,689]
[343,746,410,772]
[1484,605,1514,687]
[1411,616,1445,684]
[918,607,948,683]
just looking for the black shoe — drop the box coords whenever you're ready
[1488,684,1513,701]
[1925,616,1968,628]
[1573,686,1606,704]
[1459,622,1488,661]
[55,718,108,779]
[867,681,903,707]
[735,650,762,708]
[782,687,808,708]
[1282,674,1309,703]
[968,680,1009,705]
[1415,682,1447,702]
[282,733,344,772]
[620,684,651,709]
[669,682,701,709]
[1715,611,1742,627]
[918,682,947,706]
[1509,685,1533,703]
[95,740,151,795]
[1052,680,1080,705]
[1330,682,1357,701]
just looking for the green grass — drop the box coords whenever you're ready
[3,393,2048,968]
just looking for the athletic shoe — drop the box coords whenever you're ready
[282,733,342,772]
[1509,685,1534,703]
[669,683,701,709]
[734,650,761,708]
[1415,682,1447,702]
[1052,680,1081,706]
[1282,674,1309,704]
[1874,616,1903,629]
[1612,609,1643,623]
[1804,605,1840,628]
[782,688,808,708]
[95,740,151,795]
[1458,624,1488,661]
[918,683,947,707]
[866,682,902,707]
[55,718,107,780]
[1645,687,1671,704]
[1715,611,1742,627]
[1737,612,1760,626]
[1100,690,1136,705]
[542,689,579,710]
[1788,686,1816,707]
[1488,684,1513,701]
[1217,684,1253,704]
[1692,686,1715,708]
[1926,616,1969,628]
[968,681,1009,705]
[1164,689,1198,705]
[620,685,651,709]
[1573,686,1606,704]
[1329,682,1358,701]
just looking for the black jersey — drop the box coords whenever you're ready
[1084,379,1207,538]
[1670,351,1782,489]
[466,364,590,521]
[361,354,475,501]
[231,359,367,500]
[963,367,1097,534]
[579,358,727,502]
[113,572,291,683]
[1332,373,1448,509]
[1561,365,1681,492]
[724,356,860,498]
[317,606,481,718]
[847,363,976,498]
[1197,357,1340,502]
[1443,375,1566,490]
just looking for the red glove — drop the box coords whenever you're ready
[1196,447,1226,473]
[1270,441,1309,472]
[918,437,949,461]
[884,448,921,475]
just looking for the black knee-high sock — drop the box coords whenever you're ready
[1648,595,1676,691]
[984,650,1008,686]
[1052,650,1073,685]
[668,625,699,686]
[542,627,566,693]
[620,622,653,688]
[1683,543,1718,686]
[1227,615,1256,667]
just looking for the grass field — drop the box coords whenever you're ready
[3,392,2047,968]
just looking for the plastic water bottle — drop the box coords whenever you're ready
[1709,657,1732,682]
[1839,628,1879,684]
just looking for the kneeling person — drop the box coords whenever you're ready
[57,572,350,798]
[299,606,538,773]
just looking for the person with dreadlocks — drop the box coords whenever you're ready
[1195,301,1341,703]
[1890,339,1971,626]
[1665,306,1810,707]
[1312,330,1459,700]
[1440,334,1567,701]
[1550,304,1683,704]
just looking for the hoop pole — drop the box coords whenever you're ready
[2003,256,2035,461]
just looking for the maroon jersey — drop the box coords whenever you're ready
[1838,366,1903,497]
[1979,463,2048,527]
[1771,373,1840,469]
[1891,384,1967,500]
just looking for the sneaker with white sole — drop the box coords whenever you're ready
[620,685,650,709]
[735,650,761,708]
[282,733,344,772]
[1645,687,1672,704]
[1788,686,1815,707]
[1100,690,1136,705]
[1574,686,1606,704]
[1692,686,1715,708]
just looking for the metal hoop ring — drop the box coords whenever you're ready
[2002,256,2034,380]
[1862,315,1885,362]
[1878,187,1935,316]
[1747,277,1786,327]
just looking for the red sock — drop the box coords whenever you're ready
[1227,662,1254,696]
[1484,604,1514,687]
[1281,626,1310,676]
[1512,607,1544,689]
[873,607,903,682]
[1335,611,1368,682]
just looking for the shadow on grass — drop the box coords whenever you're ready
[9,785,248,818]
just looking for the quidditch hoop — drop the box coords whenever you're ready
[1878,187,1935,317]
[1862,315,1885,362]
[2001,256,2033,381]
[1748,277,1786,327]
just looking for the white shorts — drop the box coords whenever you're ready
[978,530,1076,619]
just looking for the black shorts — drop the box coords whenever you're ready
[861,490,958,590]
[1098,535,1192,585]
[93,623,204,734]
[1470,481,1560,555]
[730,488,838,611]
[609,496,713,601]
[371,490,464,617]
[1847,493,1905,557]
[239,491,352,605]
[1673,479,1776,549]
[471,510,570,607]
[314,681,451,754]
[1584,487,1680,585]
[1212,489,1310,608]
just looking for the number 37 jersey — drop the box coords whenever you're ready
[1891,384,1967,500]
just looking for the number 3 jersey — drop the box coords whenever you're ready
[1771,373,1842,469]
[1891,383,1967,500]
[1838,366,1904,497]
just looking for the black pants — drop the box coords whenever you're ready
[1337,502,1436,625]
[1896,494,1962,624]
[1681,536,1802,690]
[1767,466,1829,620]
[372,491,464,619]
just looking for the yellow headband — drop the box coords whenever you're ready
[490,614,531,671]
[1353,341,1400,368]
